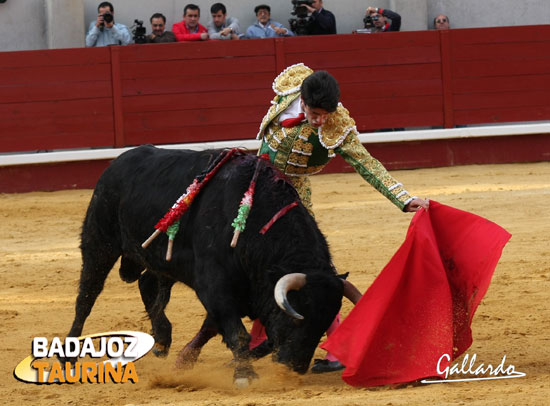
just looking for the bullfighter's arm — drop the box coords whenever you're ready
[335,131,416,211]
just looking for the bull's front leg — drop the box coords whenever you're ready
[219,317,259,388]
[194,267,259,387]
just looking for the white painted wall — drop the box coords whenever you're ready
[0,0,549,51]
[427,0,550,29]
[46,0,85,49]
[0,1,48,51]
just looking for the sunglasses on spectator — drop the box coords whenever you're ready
[436,18,447,23]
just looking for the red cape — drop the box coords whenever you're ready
[322,201,511,387]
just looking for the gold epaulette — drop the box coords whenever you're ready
[272,63,314,96]
[318,104,358,157]
[257,64,314,140]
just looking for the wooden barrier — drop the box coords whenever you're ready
[0,47,114,152]
[0,25,549,191]
[449,26,550,124]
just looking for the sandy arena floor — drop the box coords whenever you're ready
[0,162,549,405]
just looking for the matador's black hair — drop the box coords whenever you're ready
[300,71,340,113]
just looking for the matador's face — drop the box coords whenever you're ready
[301,99,329,129]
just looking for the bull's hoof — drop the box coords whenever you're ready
[152,343,170,358]
[233,364,258,388]
[175,347,200,369]
[234,378,250,388]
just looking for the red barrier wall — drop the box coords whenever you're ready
[0,25,549,192]
[450,26,550,125]
[0,47,114,152]
[1,25,549,154]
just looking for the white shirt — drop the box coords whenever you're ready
[278,97,304,124]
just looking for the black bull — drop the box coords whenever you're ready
[67,145,352,385]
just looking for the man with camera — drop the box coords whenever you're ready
[364,6,401,32]
[303,0,336,35]
[147,13,177,43]
[85,1,131,47]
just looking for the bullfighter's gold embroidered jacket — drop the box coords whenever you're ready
[257,63,415,211]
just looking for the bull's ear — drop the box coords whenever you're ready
[336,272,349,280]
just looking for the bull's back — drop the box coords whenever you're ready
[102,146,214,195]
[83,146,223,250]
[83,145,330,291]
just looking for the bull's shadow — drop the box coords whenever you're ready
[66,146,354,387]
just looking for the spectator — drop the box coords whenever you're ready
[173,4,209,41]
[434,14,450,30]
[208,3,241,40]
[245,4,295,39]
[147,13,177,43]
[364,6,401,32]
[304,0,336,35]
[85,1,131,47]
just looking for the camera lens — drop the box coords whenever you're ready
[103,13,114,23]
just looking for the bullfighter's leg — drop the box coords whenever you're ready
[175,314,218,369]
[310,313,346,373]
[289,176,314,216]
[138,270,175,357]
[248,319,274,359]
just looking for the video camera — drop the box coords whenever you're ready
[363,14,379,29]
[354,14,380,34]
[291,0,312,18]
[289,0,313,36]
[132,19,147,44]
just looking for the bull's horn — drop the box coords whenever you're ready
[342,279,362,305]
[274,273,307,320]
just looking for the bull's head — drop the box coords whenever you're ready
[264,272,361,374]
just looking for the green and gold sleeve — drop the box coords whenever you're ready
[336,132,416,211]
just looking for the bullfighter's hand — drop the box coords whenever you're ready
[404,198,430,212]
